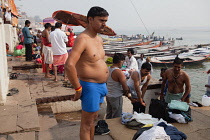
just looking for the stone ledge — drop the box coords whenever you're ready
[0,80,40,135]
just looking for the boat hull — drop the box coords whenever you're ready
[151,57,207,66]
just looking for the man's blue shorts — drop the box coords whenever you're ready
[80,80,108,112]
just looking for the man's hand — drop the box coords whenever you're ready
[72,90,82,101]
[207,69,210,74]
[141,101,146,107]
[160,93,164,101]
[139,98,146,106]
[181,97,185,102]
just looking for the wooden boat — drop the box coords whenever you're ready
[180,47,210,57]
[124,40,152,47]
[150,55,207,66]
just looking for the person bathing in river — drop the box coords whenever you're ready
[160,56,191,103]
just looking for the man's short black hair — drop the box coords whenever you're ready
[173,55,183,65]
[87,6,109,19]
[141,62,151,71]
[51,26,55,31]
[25,20,31,25]
[161,68,167,72]
[55,22,62,28]
[127,48,135,55]
[113,53,125,64]
[44,23,52,29]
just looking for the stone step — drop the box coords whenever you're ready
[12,64,42,70]
[36,95,74,105]
[0,80,40,135]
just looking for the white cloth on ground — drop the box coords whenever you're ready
[153,118,173,127]
[131,112,159,125]
[42,45,53,64]
[137,126,171,140]
[169,113,187,123]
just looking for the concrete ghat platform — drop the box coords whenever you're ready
[106,107,210,140]
[2,56,210,140]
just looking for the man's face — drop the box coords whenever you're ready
[141,69,151,76]
[127,51,132,57]
[47,27,51,31]
[160,70,165,78]
[173,63,182,73]
[90,16,108,33]
[140,54,144,59]
[119,60,124,68]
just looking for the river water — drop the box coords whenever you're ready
[152,60,210,102]
[140,27,210,102]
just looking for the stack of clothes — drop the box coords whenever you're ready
[168,100,193,123]
[121,113,187,140]
[149,99,193,124]
[133,121,187,140]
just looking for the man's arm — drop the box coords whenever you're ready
[141,75,151,98]
[160,71,167,100]
[207,69,210,74]
[205,85,210,88]
[63,32,68,43]
[45,31,50,44]
[132,72,145,105]
[137,59,140,69]
[115,69,129,95]
[25,28,33,38]
[181,73,191,101]
[65,36,85,101]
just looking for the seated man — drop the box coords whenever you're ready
[106,53,129,119]
[137,54,146,69]
[127,62,151,113]
[125,48,138,72]
[160,56,191,103]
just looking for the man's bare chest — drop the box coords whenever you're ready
[81,46,104,62]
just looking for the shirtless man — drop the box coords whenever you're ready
[160,56,191,103]
[65,7,109,140]
[41,23,52,78]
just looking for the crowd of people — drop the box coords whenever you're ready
[15,19,75,81]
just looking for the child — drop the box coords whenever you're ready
[205,75,210,96]
[14,42,24,57]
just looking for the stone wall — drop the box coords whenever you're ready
[4,24,18,52]
[0,18,9,105]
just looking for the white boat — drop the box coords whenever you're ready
[150,55,207,66]
[180,47,210,57]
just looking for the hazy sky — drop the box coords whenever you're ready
[15,0,210,34]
